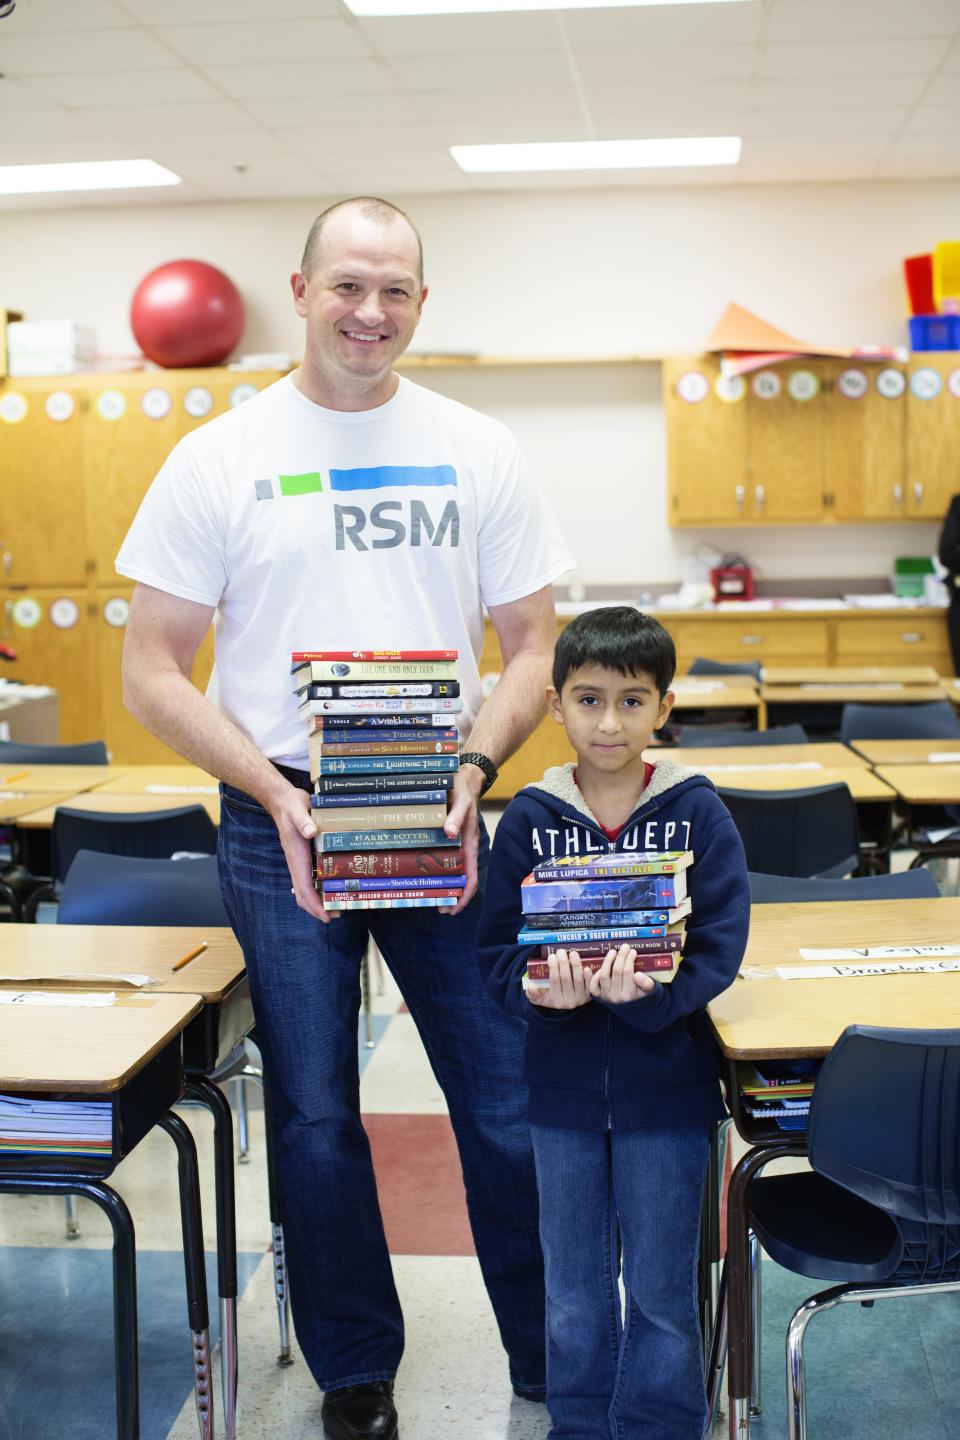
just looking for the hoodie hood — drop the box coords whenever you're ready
[522,758,716,835]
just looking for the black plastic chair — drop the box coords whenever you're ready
[747,1025,960,1438]
[0,738,109,764]
[718,784,860,879]
[840,700,960,743]
[58,851,229,926]
[688,658,763,681]
[748,869,941,903]
[678,724,808,748]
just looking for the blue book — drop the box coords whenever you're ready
[314,755,461,776]
[322,874,467,892]
[521,909,683,930]
[517,901,690,946]
[520,871,687,915]
[317,828,461,852]
[310,727,458,746]
[314,788,450,810]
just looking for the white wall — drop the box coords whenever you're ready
[5,178,960,584]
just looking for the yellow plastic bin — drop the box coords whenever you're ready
[933,241,960,314]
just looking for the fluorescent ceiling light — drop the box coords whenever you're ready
[348,0,748,13]
[451,136,742,172]
[0,160,181,196]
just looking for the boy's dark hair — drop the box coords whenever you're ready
[552,607,676,697]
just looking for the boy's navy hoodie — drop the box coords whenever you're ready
[476,759,750,1132]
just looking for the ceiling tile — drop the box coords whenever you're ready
[246,93,427,127]
[76,101,260,135]
[589,110,749,141]
[435,114,601,145]
[320,170,471,195]
[762,38,950,78]
[885,131,960,157]
[575,45,756,85]
[0,135,142,165]
[27,68,224,108]
[563,2,763,48]
[876,154,960,178]
[147,131,299,162]
[359,14,562,58]
[389,50,571,93]
[0,109,112,141]
[943,39,960,70]
[198,173,342,200]
[904,103,960,132]
[1,0,133,31]
[171,154,316,183]
[126,0,342,19]
[923,73,960,102]
[204,60,400,101]
[157,20,370,66]
[580,79,752,115]
[741,136,893,163]
[276,123,442,156]
[0,29,182,76]
[744,107,911,137]
[0,77,59,110]
[769,0,960,42]
[415,86,582,124]
[737,158,881,182]
[755,75,930,107]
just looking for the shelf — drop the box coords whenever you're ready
[396,353,662,368]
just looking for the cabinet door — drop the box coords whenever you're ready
[0,379,89,584]
[823,361,907,519]
[745,361,825,521]
[0,587,100,743]
[664,357,750,525]
[906,355,960,517]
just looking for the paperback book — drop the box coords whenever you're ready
[315,804,448,831]
[313,773,455,797]
[520,871,687,915]
[312,755,460,779]
[322,874,467,892]
[300,681,459,699]
[534,930,685,959]
[311,714,457,731]
[314,788,451,809]
[517,906,690,945]
[324,895,459,910]
[532,850,693,882]
[317,828,461,853]
[525,951,679,986]
[316,848,464,878]
[308,740,459,758]
[301,696,462,716]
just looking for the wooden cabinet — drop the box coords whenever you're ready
[664,357,750,524]
[0,378,90,584]
[0,587,100,743]
[834,615,952,673]
[668,616,829,670]
[905,355,960,519]
[822,360,908,520]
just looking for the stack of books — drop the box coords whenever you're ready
[517,851,693,992]
[738,1062,820,1132]
[0,1092,113,1158]
[291,649,465,911]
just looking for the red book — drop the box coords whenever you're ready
[324,887,462,902]
[316,848,465,879]
[527,951,677,980]
[535,931,684,960]
[292,650,458,662]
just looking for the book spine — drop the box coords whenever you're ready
[324,896,458,910]
[316,805,448,830]
[317,828,460,852]
[521,908,681,930]
[535,931,684,958]
[309,726,458,745]
[309,741,459,757]
[297,662,459,681]
[292,650,458,662]
[532,858,687,881]
[305,697,463,715]
[314,756,460,776]
[311,714,456,731]
[303,681,460,698]
[527,952,677,979]
[317,849,464,877]
[521,924,672,944]
[313,773,455,797]
[521,878,682,912]
[322,874,466,891]
[314,788,450,809]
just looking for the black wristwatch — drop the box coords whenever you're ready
[460,751,498,795]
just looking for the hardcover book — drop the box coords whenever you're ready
[535,931,684,958]
[314,788,450,809]
[517,905,690,944]
[316,849,465,878]
[315,804,448,831]
[294,660,459,682]
[520,872,688,915]
[322,873,466,892]
[312,755,461,780]
[526,952,678,981]
[307,726,458,745]
[317,828,461,853]
[299,681,460,699]
[324,895,458,910]
[312,773,455,797]
[310,714,457,731]
[308,740,459,758]
[300,696,462,716]
[532,850,693,881]
[521,908,685,930]
[292,649,458,664]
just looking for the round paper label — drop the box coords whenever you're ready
[97,389,126,421]
[103,596,130,629]
[752,370,782,400]
[948,369,960,400]
[714,374,746,404]
[910,367,942,401]
[0,392,28,425]
[838,368,868,400]
[12,597,42,629]
[229,383,258,408]
[876,368,906,399]
[787,369,820,402]
[677,371,709,404]
[183,386,214,418]
[45,391,75,422]
[50,597,79,630]
[141,387,172,420]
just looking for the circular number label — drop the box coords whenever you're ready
[229,383,258,408]
[12,597,42,629]
[714,374,746,404]
[97,389,126,421]
[49,597,79,630]
[787,369,820,402]
[752,370,782,400]
[0,392,27,424]
[910,367,942,400]
[45,390,75,422]
[677,371,709,404]
[838,368,868,400]
[141,387,172,420]
[948,369,960,399]
[103,597,130,629]
[183,386,213,418]
[876,367,906,399]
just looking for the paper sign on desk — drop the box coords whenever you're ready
[798,944,960,961]
[798,683,903,692]
[0,972,156,988]
[146,784,218,794]
[0,991,117,1007]
[672,680,725,693]
[703,762,823,773]
[929,753,960,763]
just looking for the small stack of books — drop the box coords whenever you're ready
[0,1093,113,1158]
[517,850,693,992]
[738,1062,820,1132]
[291,649,465,910]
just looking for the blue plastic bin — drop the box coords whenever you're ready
[909,314,960,350]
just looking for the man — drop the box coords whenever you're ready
[118,197,574,1440]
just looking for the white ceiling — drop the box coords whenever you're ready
[1,0,959,208]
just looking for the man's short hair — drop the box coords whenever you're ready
[553,607,676,698]
[300,196,424,286]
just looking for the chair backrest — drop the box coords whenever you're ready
[50,804,217,884]
[58,851,229,926]
[748,869,941,903]
[809,1025,960,1281]
[677,723,808,748]
[840,701,960,743]
[687,657,763,681]
[718,783,860,879]
[0,738,109,764]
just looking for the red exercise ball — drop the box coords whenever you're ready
[130,259,245,368]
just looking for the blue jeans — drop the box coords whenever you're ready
[530,1123,710,1440]
[217,781,546,1392]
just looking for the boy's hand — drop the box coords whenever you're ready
[526,949,592,1010]
[589,945,656,1004]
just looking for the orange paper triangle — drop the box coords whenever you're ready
[702,302,851,359]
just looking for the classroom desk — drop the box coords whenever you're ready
[686,762,894,803]
[660,743,868,770]
[0,989,210,1440]
[0,790,76,824]
[91,765,219,795]
[850,738,960,765]
[16,789,221,829]
[0,764,130,793]
[762,665,942,686]
[708,897,960,1439]
[670,682,765,729]
[0,925,251,1440]
[761,681,946,705]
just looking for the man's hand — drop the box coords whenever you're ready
[268,785,329,922]
[588,945,656,1004]
[441,764,484,915]
[526,949,593,1010]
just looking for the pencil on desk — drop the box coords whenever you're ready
[3,771,28,785]
[172,941,208,973]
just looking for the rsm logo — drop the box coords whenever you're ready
[334,500,460,551]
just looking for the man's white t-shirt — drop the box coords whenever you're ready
[116,374,574,768]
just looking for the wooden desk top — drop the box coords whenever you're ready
[944,679,960,706]
[92,765,218,795]
[708,898,960,1060]
[0,991,201,1092]
[671,685,760,711]
[873,763,960,804]
[674,675,759,692]
[702,766,895,802]
[0,791,76,824]
[16,790,221,829]
[659,743,867,770]
[0,765,130,793]
[0,926,243,1002]
[762,683,945,705]
[763,666,942,686]
[851,739,960,765]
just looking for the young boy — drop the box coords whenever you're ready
[476,606,750,1440]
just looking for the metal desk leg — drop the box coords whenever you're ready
[262,1067,292,1366]
[235,1076,250,1163]
[159,1112,213,1440]
[187,1076,238,1440]
[64,1192,80,1238]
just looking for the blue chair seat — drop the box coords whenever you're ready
[748,1171,902,1283]
[748,869,940,902]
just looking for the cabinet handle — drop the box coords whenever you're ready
[735,484,745,513]
[914,481,924,506]
[900,633,922,644]
[892,483,903,506]
[1,553,9,581]
[740,635,763,646]
[754,483,765,513]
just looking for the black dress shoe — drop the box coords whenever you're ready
[512,1384,547,1403]
[321,1381,398,1440]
